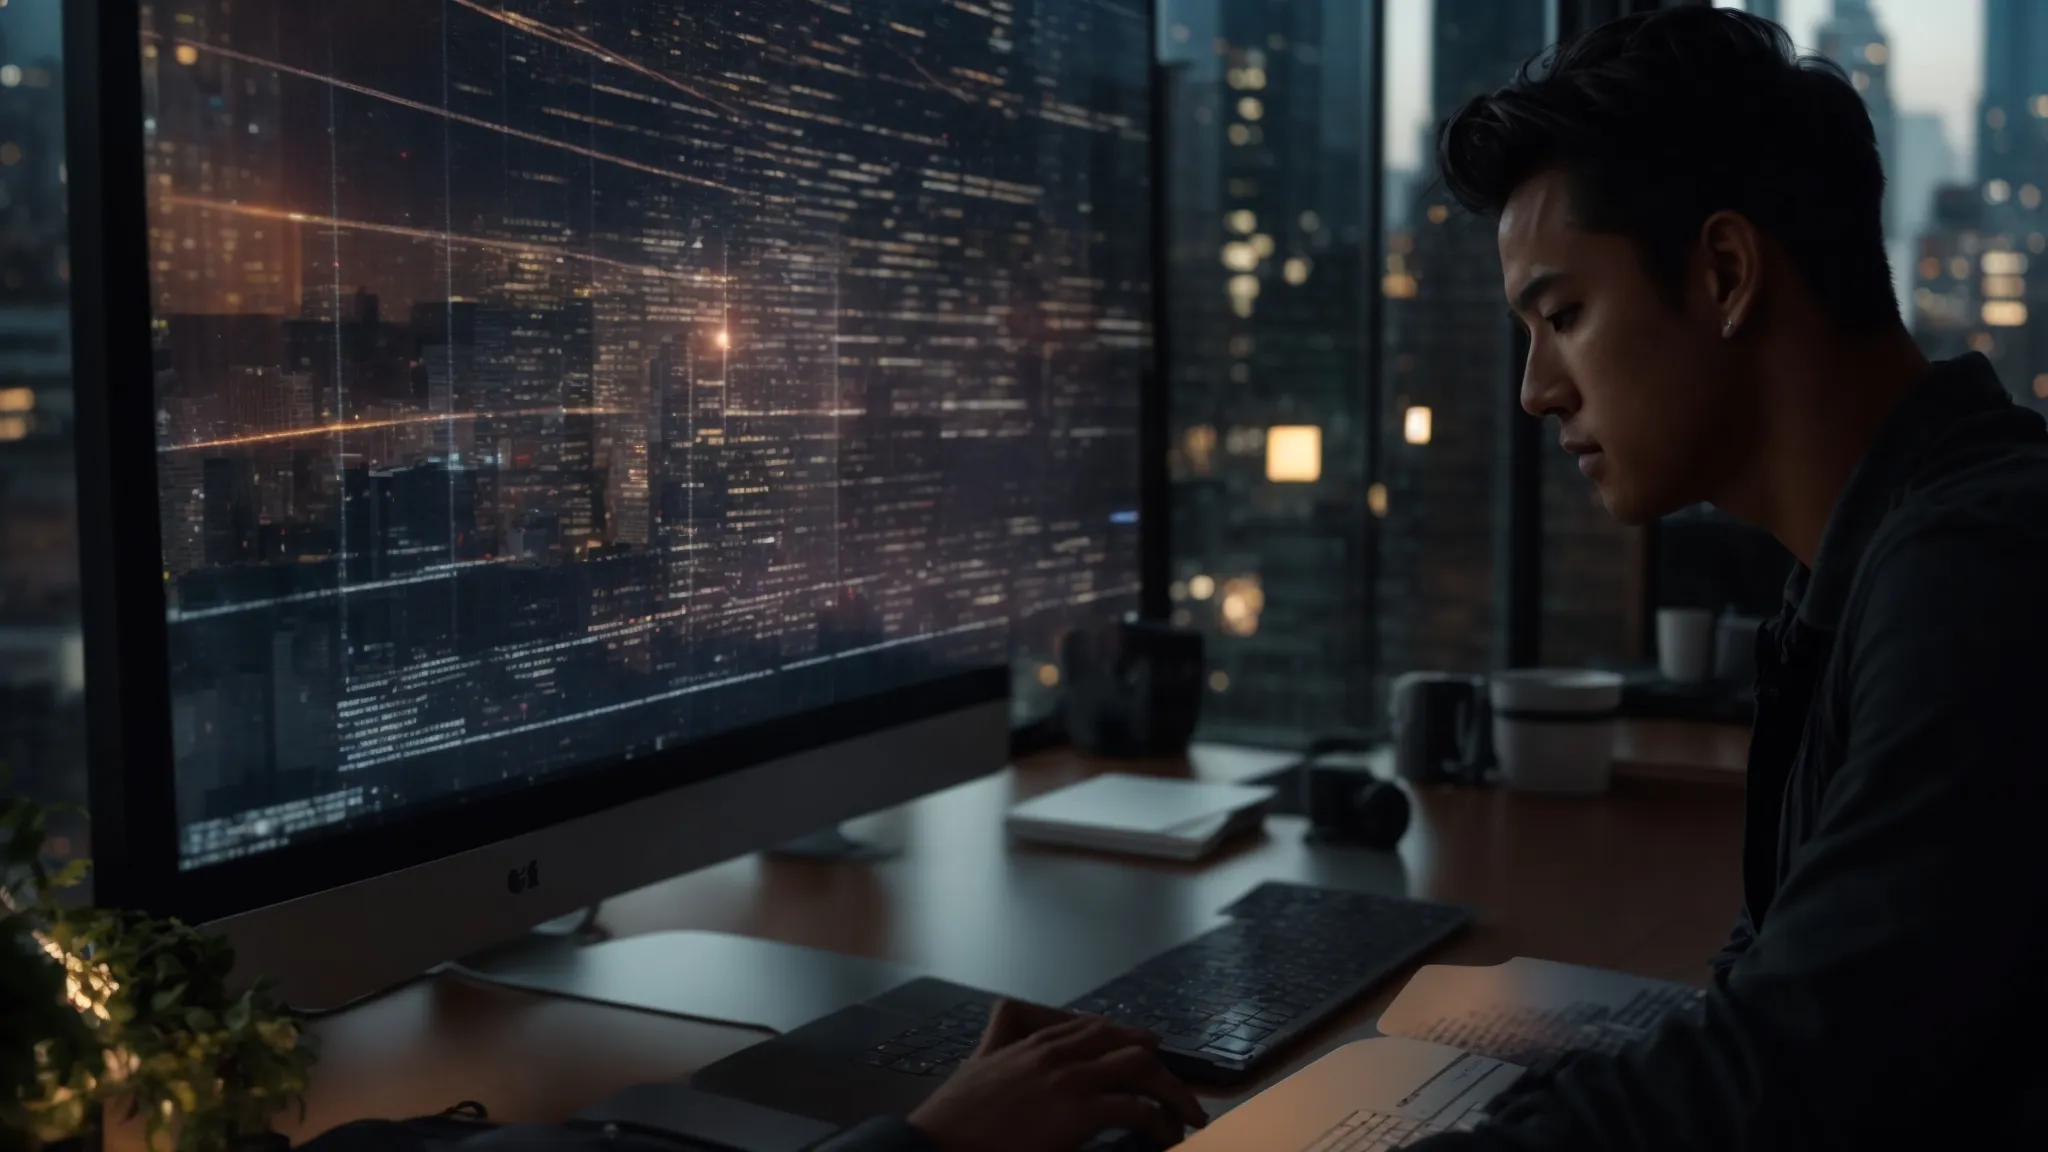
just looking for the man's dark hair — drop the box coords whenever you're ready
[1437,7,1898,332]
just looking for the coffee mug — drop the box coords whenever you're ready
[1387,671,1491,785]
[1656,607,1714,684]
[1489,668,1623,794]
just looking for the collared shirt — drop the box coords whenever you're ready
[1410,353,2048,1151]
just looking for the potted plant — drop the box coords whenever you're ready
[2,780,319,1152]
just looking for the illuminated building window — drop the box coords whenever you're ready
[1189,574,1216,601]
[1865,43,1887,65]
[1227,209,1256,235]
[1036,664,1059,688]
[175,44,199,66]
[1969,332,1996,353]
[1982,300,2028,327]
[1265,425,1322,483]
[1238,97,1264,121]
[2035,95,2048,118]
[1250,233,1274,258]
[2024,185,2042,210]
[1988,179,2012,204]
[1228,273,1260,317]
[1919,256,1941,280]
[1984,274,2025,299]
[1208,670,1230,693]
[1219,577,1264,638]
[1299,210,1321,232]
[1367,482,1389,518]
[1227,124,1250,146]
[1987,251,2029,279]
[1426,204,1449,224]
[1283,257,1311,286]
[1382,272,1418,299]
[1403,406,1433,446]
[2033,375,2048,400]
[1850,71,1869,92]
[0,388,35,413]
[0,66,19,88]
[1221,241,1258,271]
[1951,256,1972,279]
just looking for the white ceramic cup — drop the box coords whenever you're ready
[1656,607,1715,684]
[1489,668,1623,794]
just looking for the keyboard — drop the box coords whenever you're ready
[862,881,1471,1083]
[1299,1108,1461,1152]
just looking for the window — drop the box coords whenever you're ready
[1163,0,1557,746]
[1160,0,1375,743]
[1379,0,1549,683]
[0,0,87,857]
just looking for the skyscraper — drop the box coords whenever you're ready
[1818,2,1900,242]
[1378,0,1548,681]
[1968,0,2048,407]
[140,1,292,315]
[1163,0,1374,739]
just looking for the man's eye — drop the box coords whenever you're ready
[1545,304,1581,333]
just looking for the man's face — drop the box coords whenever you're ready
[1498,168,1742,525]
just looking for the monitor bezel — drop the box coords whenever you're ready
[66,0,1157,926]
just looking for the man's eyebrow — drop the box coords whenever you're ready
[1512,269,1566,314]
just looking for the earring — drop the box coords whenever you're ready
[1722,317,1735,338]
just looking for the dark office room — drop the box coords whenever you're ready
[6,0,2046,1148]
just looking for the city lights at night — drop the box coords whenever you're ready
[142,0,1150,867]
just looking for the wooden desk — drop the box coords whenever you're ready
[277,738,1746,1142]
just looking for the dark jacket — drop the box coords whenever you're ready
[1411,353,2048,1150]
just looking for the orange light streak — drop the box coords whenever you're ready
[163,407,626,452]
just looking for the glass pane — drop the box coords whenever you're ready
[0,0,88,863]
[1684,2,2022,631]
[1379,0,1546,680]
[1161,0,1375,742]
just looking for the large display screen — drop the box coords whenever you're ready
[141,0,1148,868]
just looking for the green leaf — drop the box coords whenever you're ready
[152,982,188,1012]
[224,994,253,1032]
[50,858,90,890]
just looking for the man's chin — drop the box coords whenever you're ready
[1594,481,1664,527]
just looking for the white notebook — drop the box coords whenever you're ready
[1004,773,1275,861]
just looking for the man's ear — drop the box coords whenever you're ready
[1699,210,1763,338]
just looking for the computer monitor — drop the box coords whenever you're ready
[65,0,1152,1011]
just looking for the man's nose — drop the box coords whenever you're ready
[1519,338,1574,420]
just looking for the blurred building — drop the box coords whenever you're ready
[0,1,85,831]
[1163,0,1373,741]
[1377,0,1551,682]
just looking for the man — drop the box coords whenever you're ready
[1399,6,2048,1149]
[835,6,2048,1150]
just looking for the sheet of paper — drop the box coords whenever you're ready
[1377,956,1706,1068]
[1180,1037,1523,1152]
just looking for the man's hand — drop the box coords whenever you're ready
[906,999,1209,1152]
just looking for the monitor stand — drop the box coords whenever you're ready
[766,822,901,862]
[444,911,920,1034]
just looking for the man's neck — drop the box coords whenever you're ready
[1713,325,1927,568]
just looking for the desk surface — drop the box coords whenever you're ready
[274,734,1746,1142]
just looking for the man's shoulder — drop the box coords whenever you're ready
[1850,451,2048,635]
